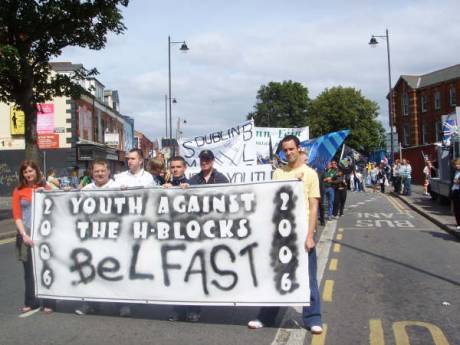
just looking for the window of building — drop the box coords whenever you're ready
[421,95,427,112]
[402,93,409,116]
[403,124,411,146]
[450,86,457,106]
[434,91,441,111]
[435,121,441,142]
[421,123,427,144]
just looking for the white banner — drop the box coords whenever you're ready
[255,127,309,161]
[179,120,257,168]
[186,165,273,184]
[31,181,310,306]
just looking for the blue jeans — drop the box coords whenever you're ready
[302,247,322,328]
[403,178,411,196]
[325,187,335,217]
[255,248,322,328]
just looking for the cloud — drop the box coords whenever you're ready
[56,0,460,142]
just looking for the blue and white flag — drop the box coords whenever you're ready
[279,130,350,172]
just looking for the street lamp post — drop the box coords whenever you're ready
[164,94,168,138]
[168,35,189,154]
[369,28,394,162]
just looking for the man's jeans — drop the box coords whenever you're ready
[255,248,322,328]
[403,178,412,196]
[302,247,322,328]
[324,187,335,217]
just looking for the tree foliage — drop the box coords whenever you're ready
[247,80,310,127]
[308,86,385,153]
[0,0,129,160]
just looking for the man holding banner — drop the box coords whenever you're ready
[170,149,229,322]
[248,135,323,334]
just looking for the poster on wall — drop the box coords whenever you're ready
[78,105,93,141]
[36,103,55,135]
[37,134,60,149]
[31,180,310,306]
[179,120,257,168]
[10,106,25,135]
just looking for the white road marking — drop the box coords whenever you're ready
[271,220,338,345]
[18,308,41,318]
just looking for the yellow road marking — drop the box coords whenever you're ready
[393,321,450,345]
[0,238,15,245]
[385,195,403,214]
[333,243,341,253]
[391,197,406,211]
[310,324,327,345]
[322,280,334,302]
[338,227,344,232]
[329,258,338,271]
[336,233,343,240]
[370,319,385,345]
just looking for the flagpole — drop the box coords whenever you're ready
[339,144,346,161]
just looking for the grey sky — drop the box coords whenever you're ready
[56,0,460,142]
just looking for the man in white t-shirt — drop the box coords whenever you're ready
[75,159,118,316]
[82,159,119,190]
[114,149,156,317]
[115,148,156,188]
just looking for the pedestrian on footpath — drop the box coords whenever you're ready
[377,162,387,193]
[392,159,402,194]
[46,168,60,190]
[333,169,347,217]
[423,160,433,196]
[248,135,323,335]
[400,159,412,196]
[323,161,337,220]
[114,148,157,317]
[450,159,460,229]
[370,162,379,193]
[12,160,56,314]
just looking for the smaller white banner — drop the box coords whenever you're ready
[186,165,273,184]
[179,120,257,168]
[255,127,309,160]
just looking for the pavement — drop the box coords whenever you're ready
[391,184,460,240]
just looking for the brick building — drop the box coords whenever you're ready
[0,62,136,195]
[392,64,460,148]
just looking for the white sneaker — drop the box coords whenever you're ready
[248,319,264,329]
[310,325,323,334]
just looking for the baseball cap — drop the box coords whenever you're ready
[199,150,215,160]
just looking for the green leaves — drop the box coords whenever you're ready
[247,80,310,128]
[308,86,385,152]
[0,0,129,159]
[247,83,385,153]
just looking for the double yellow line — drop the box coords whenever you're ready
[385,194,406,214]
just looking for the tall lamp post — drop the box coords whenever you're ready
[168,35,189,153]
[369,29,394,162]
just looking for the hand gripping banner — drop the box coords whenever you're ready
[31,180,310,306]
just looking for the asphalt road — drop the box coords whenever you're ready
[321,191,460,345]
[1,191,459,345]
